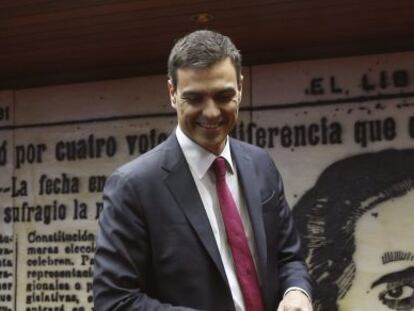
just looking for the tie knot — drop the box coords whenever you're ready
[212,157,227,180]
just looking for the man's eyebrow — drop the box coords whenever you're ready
[181,87,237,97]
[215,87,237,94]
[181,90,204,97]
[371,266,414,289]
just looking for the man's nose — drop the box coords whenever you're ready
[202,99,220,118]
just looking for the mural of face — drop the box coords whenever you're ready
[338,190,414,311]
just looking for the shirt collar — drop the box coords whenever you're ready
[176,125,235,179]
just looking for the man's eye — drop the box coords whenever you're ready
[183,95,203,104]
[378,282,414,310]
[214,93,235,104]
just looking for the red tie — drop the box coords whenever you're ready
[212,157,264,311]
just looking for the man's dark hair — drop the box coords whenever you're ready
[293,149,414,311]
[167,30,242,88]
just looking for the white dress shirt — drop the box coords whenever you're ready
[176,126,259,311]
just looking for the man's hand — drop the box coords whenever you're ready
[277,290,313,311]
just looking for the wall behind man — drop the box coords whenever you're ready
[0,51,413,311]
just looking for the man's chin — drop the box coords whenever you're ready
[197,125,223,135]
[195,138,224,154]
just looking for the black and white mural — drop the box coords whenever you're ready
[293,149,414,311]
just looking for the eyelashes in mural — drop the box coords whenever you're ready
[292,148,414,311]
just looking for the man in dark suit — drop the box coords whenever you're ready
[93,30,313,311]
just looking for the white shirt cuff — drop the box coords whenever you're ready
[284,287,312,302]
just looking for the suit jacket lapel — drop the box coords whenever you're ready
[230,139,268,287]
[162,135,229,285]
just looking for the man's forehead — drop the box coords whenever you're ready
[174,64,239,92]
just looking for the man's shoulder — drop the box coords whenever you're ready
[115,134,179,181]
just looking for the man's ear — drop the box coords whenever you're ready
[237,75,244,103]
[168,80,177,109]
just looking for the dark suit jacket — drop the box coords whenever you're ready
[93,134,312,311]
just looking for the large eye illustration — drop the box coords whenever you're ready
[378,281,414,310]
